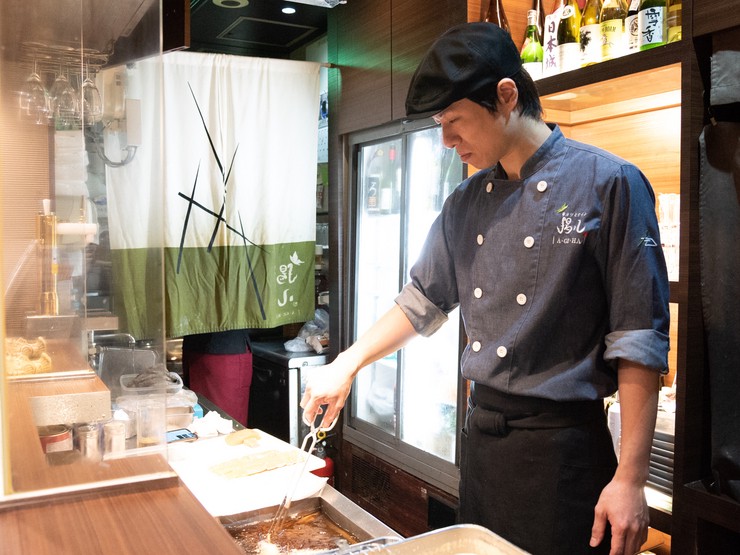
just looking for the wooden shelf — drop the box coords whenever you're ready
[541,63,681,124]
[683,480,740,534]
[536,41,684,98]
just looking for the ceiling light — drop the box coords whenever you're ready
[212,0,248,8]
[282,6,296,14]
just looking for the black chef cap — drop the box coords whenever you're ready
[405,22,523,120]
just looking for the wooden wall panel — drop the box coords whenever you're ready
[470,0,560,55]
[330,0,393,135]
[693,0,740,36]
[390,0,468,121]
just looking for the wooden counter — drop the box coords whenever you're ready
[7,370,175,494]
[1,346,243,554]
[0,481,243,554]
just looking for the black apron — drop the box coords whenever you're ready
[459,383,617,555]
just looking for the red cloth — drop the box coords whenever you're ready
[184,351,253,426]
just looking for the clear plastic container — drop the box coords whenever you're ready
[120,371,183,395]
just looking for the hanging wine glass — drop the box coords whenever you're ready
[19,59,50,125]
[50,65,78,129]
[81,64,103,125]
[49,65,68,103]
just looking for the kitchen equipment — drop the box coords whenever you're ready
[345,124,463,497]
[98,347,157,399]
[249,340,327,447]
[268,417,337,537]
[166,405,194,430]
[136,397,166,448]
[120,371,182,395]
[381,523,529,554]
[219,485,401,552]
[77,424,101,461]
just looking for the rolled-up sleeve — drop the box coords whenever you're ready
[605,329,669,373]
[600,164,671,373]
[394,190,464,337]
[395,283,449,337]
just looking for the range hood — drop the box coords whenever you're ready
[288,0,346,7]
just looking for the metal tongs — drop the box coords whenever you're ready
[267,415,337,539]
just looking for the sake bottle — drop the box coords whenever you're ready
[556,0,582,73]
[532,0,546,35]
[485,0,511,34]
[600,0,627,61]
[521,9,544,80]
[365,148,383,213]
[543,0,565,76]
[580,0,603,67]
[666,0,681,43]
[638,0,667,50]
[625,0,641,52]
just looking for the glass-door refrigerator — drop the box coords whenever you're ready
[344,120,464,494]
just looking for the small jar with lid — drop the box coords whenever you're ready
[77,424,101,461]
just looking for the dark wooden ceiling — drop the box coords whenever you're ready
[187,0,328,58]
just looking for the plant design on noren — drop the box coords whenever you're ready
[175,82,267,320]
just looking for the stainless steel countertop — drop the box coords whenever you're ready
[251,340,327,369]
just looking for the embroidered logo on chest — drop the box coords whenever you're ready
[552,203,588,245]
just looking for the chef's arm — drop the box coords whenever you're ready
[300,304,419,427]
[591,360,660,554]
[614,360,660,492]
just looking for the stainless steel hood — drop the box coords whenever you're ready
[288,0,346,6]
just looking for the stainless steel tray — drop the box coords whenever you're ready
[219,484,401,545]
[380,524,530,555]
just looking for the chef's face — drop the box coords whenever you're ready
[433,98,511,170]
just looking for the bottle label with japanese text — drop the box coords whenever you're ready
[639,6,666,49]
[626,0,641,51]
[542,10,563,77]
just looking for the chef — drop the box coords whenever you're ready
[301,22,669,555]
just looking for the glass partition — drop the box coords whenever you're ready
[1,0,169,497]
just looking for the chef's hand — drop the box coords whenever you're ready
[301,305,418,429]
[300,355,357,429]
[590,477,649,555]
